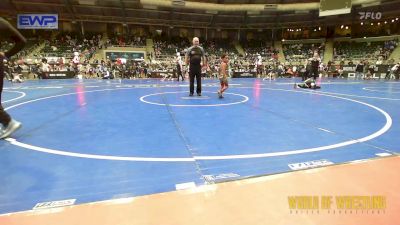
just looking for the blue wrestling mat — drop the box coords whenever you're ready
[0,78,398,213]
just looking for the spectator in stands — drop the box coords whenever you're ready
[390,62,400,80]
[348,60,354,66]
[363,61,369,77]
[376,56,383,65]
[339,60,345,70]
[355,61,364,79]
[366,64,375,80]
[337,68,344,78]
[255,55,263,77]
[176,52,184,81]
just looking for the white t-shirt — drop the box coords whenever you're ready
[42,63,50,72]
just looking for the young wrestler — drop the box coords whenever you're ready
[294,77,321,89]
[218,54,229,98]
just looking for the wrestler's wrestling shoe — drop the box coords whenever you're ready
[0,119,22,139]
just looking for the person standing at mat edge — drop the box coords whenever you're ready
[185,37,207,96]
[0,17,26,139]
[176,52,184,81]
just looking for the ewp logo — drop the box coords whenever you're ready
[359,12,382,20]
[18,14,58,29]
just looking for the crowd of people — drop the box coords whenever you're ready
[242,40,278,58]
[334,39,398,61]
[153,37,189,58]
[283,43,324,62]
[108,35,146,47]
[2,33,399,82]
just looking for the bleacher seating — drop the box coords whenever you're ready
[283,43,324,62]
[153,36,189,58]
[334,40,398,60]
[241,40,275,57]
[202,39,238,56]
[38,32,103,60]
[108,34,146,47]
[1,39,40,58]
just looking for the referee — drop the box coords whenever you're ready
[309,52,320,80]
[185,37,207,96]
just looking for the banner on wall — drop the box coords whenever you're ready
[18,14,58,29]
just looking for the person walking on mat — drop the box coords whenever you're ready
[0,17,26,139]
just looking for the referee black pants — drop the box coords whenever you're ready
[0,57,12,127]
[189,66,201,94]
[310,69,319,80]
[301,70,308,81]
